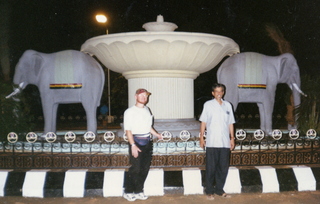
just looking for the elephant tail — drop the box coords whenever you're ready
[97,63,105,107]
[217,54,239,83]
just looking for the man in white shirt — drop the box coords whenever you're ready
[123,88,162,202]
[199,83,235,200]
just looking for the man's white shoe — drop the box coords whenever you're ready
[135,192,148,200]
[123,193,136,202]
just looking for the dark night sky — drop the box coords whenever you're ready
[1,0,320,121]
[5,0,320,77]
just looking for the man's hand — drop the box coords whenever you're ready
[156,133,163,140]
[200,122,206,150]
[151,128,163,141]
[131,145,141,158]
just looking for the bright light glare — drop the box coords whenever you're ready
[96,15,107,23]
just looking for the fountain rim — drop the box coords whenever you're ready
[80,31,240,76]
[81,31,238,46]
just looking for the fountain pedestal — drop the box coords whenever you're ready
[125,72,196,119]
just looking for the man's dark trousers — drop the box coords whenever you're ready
[205,147,230,195]
[125,141,153,193]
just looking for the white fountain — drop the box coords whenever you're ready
[81,15,239,136]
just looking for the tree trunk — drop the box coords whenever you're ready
[0,1,11,82]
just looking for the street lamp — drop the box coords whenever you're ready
[95,14,112,123]
[95,14,108,34]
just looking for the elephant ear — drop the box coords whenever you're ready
[279,53,294,82]
[32,53,43,77]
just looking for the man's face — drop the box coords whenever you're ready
[212,87,224,100]
[136,92,149,105]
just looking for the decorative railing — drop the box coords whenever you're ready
[0,129,319,170]
[34,113,283,124]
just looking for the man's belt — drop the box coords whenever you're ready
[133,133,151,139]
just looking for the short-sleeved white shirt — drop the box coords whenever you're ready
[199,99,235,148]
[124,105,153,134]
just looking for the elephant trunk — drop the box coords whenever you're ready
[288,82,305,130]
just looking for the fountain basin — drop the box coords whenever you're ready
[81,31,239,78]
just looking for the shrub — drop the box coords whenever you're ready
[0,81,35,141]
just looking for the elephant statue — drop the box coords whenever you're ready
[217,52,305,134]
[6,49,105,134]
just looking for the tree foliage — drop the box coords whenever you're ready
[296,75,320,134]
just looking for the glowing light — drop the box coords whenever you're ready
[95,14,107,23]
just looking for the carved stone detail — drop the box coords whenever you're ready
[0,149,319,169]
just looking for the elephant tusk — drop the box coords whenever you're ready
[292,83,307,97]
[5,88,21,99]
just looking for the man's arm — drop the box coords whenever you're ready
[229,123,235,150]
[200,122,206,149]
[151,128,163,140]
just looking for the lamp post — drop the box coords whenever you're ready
[95,14,112,122]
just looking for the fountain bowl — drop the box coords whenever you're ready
[81,31,239,79]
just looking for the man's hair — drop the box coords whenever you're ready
[211,83,226,92]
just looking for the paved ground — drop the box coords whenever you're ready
[0,191,319,204]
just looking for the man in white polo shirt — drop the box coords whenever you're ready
[123,88,162,202]
[199,83,235,200]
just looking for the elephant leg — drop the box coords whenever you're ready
[42,101,58,134]
[264,99,274,135]
[83,102,98,134]
[51,103,59,132]
[258,101,274,135]
[231,101,238,113]
[257,103,266,132]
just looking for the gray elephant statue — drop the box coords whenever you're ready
[6,49,105,134]
[217,52,305,134]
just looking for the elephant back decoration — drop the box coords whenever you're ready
[8,49,105,134]
[217,52,305,135]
